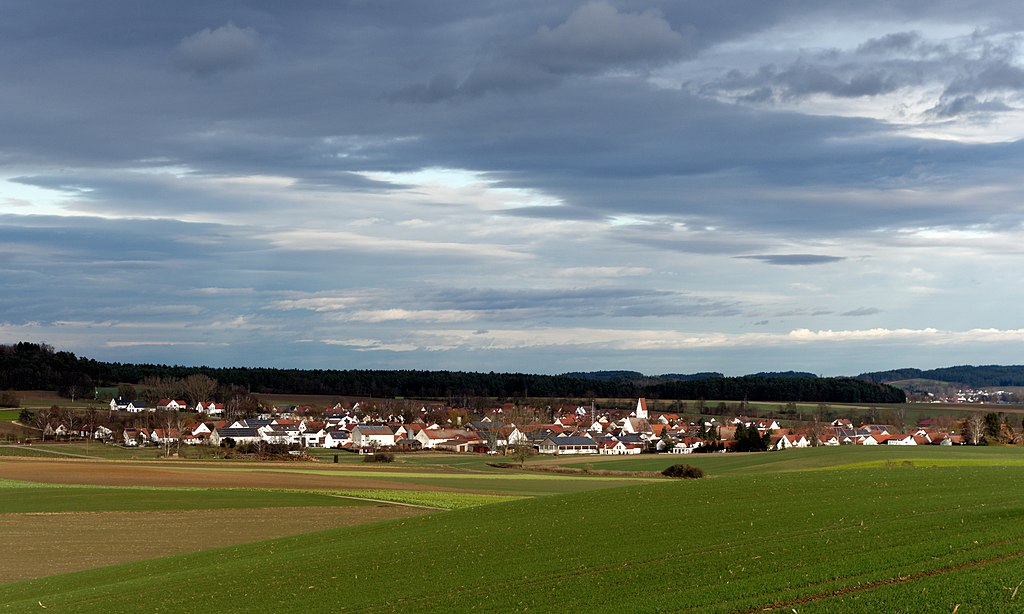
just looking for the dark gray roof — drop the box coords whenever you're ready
[216,427,260,438]
[545,436,596,447]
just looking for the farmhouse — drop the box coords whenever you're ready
[209,427,262,446]
[538,435,598,455]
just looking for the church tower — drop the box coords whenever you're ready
[635,397,648,420]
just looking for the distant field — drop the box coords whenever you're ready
[556,445,1024,475]
[0,455,655,498]
[3,465,1024,611]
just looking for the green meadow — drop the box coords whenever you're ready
[556,444,1024,475]
[0,480,372,514]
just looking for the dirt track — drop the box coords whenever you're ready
[0,457,454,491]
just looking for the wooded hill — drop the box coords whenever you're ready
[0,342,905,404]
[858,365,1024,388]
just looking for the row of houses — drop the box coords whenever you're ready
[110,398,225,416]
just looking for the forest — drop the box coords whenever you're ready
[858,364,1024,388]
[0,342,905,404]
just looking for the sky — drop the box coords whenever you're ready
[4,1,1024,376]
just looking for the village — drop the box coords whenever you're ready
[59,396,968,456]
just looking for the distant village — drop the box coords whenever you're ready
[37,396,969,456]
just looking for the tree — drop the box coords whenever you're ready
[732,423,769,452]
[180,374,218,405]
[808,404,828,447]
[33,406,57,441]
[659,427,675,452]
[0,391,19,408]
[225,391,261,420]
[117,384,137,401]
[159,410,184,456]
[139,376,181,405]
[480,424,503,454]
[60,406,81,440]
[962,413,985,445]
[510,444,533,467]
[984,412,1002,444]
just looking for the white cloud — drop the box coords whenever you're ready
[344,309,476,323]
[325,326,1024,353]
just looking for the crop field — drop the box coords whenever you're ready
[0,478,429,583]
[2,463,1024,611]
[554,444,1024,475]
[3,448,1024,611]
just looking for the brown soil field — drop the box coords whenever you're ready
[0,458,461,492]
[0,504,425,582]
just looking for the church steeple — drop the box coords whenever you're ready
[635,397,648,420]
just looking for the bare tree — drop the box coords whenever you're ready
[139,376,181,405]
[180,374,218,405]
[60,407,81,440]
[962,412,985,445]
[159,410,184,456]
[808,406,825,447]
[226,391,261,421]
[33,407,57,441]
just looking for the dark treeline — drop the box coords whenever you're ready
[859,365,1024,388]
[1,342,905,403]
[648,375,905,404]
[564,370,726,382]
[0,343,106,396]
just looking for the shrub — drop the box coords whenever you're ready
[662,464,705,479]
[364,451,395,463]
[0,391,20,408]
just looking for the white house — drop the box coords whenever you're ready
[303,427,326,448]
[323,431,349,448]
[350,425,395,448]
[414,428,474,449]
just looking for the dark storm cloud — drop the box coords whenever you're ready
[395,1,693,99]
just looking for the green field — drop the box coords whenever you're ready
[556,445,1024,475]
[0,443,166,460]
[2,464,1024,611]
[0,480,373,514]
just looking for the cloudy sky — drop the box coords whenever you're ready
[4,0,1024,376]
